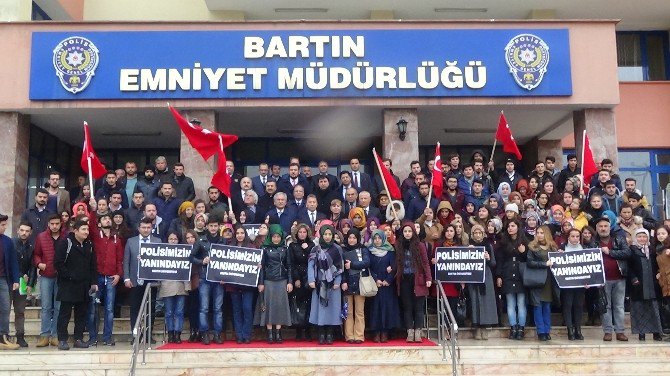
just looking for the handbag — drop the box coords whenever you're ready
[455,290,467,325]
[596,287,608,315]
[289,294,308,325]
[522,265,547,288]
[359,270,378,297]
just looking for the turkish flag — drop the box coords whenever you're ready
[432,143,443,199]
[169,105,237,161]
[211,149,233,198]
[496,112,523,161]
[373,148,402,200]
[582,131,599,191]
[81,122,107,180]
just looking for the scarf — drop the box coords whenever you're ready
[368,229,394,258]
[309,225,344,307]
[348,207,367,230]
[262,224,285,247]
[633,228,651,259]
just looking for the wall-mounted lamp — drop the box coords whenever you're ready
[396,117,408,141]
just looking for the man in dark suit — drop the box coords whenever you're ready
[265,192,297,235]
[336,171,357,202]
[231,177,253,215]
[358,191,382,220]
[288,185,307,211]
[311,160,338,193]
[257,180,278,221]
[349,158,375,199]
[277,163,311,200]
[225,160,243,200]
[342,188,358,218]
[123,218,162,342]
[239,190,262,224]
[251,163,272,198]
[296,195,327,229]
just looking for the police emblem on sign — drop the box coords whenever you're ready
[52,36,99,94]
[504,34,549,91]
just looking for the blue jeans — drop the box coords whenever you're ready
[39,277,60,337]
[198,280,224,333]
[505,292,527,327]
[533,302,552,335]
[164,295,186,332]
[87,275,116,342]
[230,290,254,341]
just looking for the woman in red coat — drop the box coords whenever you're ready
[395,222,432,343]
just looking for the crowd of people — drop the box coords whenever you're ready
[0,150,668,351]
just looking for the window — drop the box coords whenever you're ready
[617,31,670,81]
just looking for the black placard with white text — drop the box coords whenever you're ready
[434,246,486,283]
[137,243,192,281]
[548,248,605,288]
[206,244,263,287]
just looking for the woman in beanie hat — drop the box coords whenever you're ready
[169,201,195,241]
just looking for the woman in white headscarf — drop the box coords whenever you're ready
[628,228,664,341]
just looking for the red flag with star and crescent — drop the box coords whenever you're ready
[582,131,599,193]
[496,112,523,161]
[169,105,238,197]
[169,105,237,161]
[81,122,107,180]
[432,142,443,199]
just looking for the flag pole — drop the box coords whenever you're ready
[84,122,95,202]
[219,134,234,212]
[490,111,503,165]
[579,130,586,198]
[427,141,439,209]
[372,148,398,220]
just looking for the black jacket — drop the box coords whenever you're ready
[54,233,97,303]
[595,232,632,277]
[341,246,371,295]
[12,238,37,287]
[288,240,314,284]
[20,206,54,241]
[259,245,293,283]
[189,233,222,278]
[628,245,659,301]
[496,237,528,295]
[172,174,196,201]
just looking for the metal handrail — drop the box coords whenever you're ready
[436,281,459,376]
[129,283,156,376]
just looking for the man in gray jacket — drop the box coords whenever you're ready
[123,218,161,341]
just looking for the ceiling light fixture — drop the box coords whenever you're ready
[274,8,328,13]
[434,8,488,13]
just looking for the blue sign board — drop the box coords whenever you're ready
[30,29,572,100]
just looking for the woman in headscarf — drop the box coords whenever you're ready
[386,200,406,224]
[225,225,258,344]
[508,191,523,209]
[348,207,367,231]
[363,217,381,246]
[288,223,315,341]
[436,201,456,228]
[339,219,353,237]
[654,225,670,338]
[629,228,664,341]
[193,212,208,237]
[497,182,512,204]
[487,194,505,219]
[467,224,499,340]
[516,179,533,201]
[308,225,344,345]
[341,228,371,344]
[368,229,400,342]
[395,222,432,343]
[524,212,541,240]
[379,224,396,245]
[254,224,293,344]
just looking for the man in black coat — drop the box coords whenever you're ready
[313,176,338,216]
[171,163,196,201]
[312,161,339,193]
[296,195,327,229]
[265,192,297,235]
[21,188,53,242]
[54,220,97,350]
[556,154,580,192]
[357,191,382,220]
[11,222,36,347]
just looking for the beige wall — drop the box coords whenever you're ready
[84,0,244,21]
[562,81,670,149]
[0,20,619,112]
[0,0,31,21]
